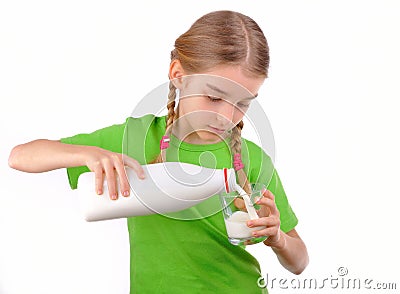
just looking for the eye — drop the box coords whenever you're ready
[237,102,251,109]
[207,95,222,103]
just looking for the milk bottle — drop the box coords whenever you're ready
[77,162,237,221]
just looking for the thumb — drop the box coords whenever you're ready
[121,154,145,179]
[234,198,247,211]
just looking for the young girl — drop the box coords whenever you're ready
[9,10,308,293]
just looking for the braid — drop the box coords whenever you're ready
[230,120,244,153]
[230,120,252,195]
[166,81,177,133]
[150,81,178,163]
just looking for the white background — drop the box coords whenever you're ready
[1,0,400,293]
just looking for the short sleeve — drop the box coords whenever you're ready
[243,138,298,233]
[60,121,127,189]
[266,169,298,233]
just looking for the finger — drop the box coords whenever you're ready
[252,226,279,238]
[233,198,246,211]
[122,155,145,179]
[114,160,130,197]
[103,160,118,200]
[93,166,104,195]
[255,196,279,216]
[247,216,280,228]
[244,238,261,246]
[262,189,275,201]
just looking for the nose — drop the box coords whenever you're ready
[216,100,237,125]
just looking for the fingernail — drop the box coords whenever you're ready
[97,190,103,195]
[123,191,130,197]
[247,221,253,227]
[252,232,258,237]
[111,194,117,200]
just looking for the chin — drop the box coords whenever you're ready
[198,131,226,143]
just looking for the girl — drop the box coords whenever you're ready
[9,10,308,293]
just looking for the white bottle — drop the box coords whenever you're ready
[77,162,237,221]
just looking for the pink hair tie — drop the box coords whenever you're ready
[233,153,244,171]
[160,135,170,150]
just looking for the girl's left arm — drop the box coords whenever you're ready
[268,229,309,275]
[246,189,309,275]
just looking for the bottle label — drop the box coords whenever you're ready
[223,168,230,193]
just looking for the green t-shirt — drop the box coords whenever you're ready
[61,114,298,293]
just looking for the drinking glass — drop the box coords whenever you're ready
[219,184,268,246]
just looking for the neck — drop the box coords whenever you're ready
[172,125,229,145]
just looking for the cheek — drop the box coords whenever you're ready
[178,102,214,125]
[187,99,216,117]
[233,107,246,123]
[189,111,216,126]
[178,98,198,116]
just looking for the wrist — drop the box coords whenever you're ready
[64,143,91,168]
[264,230,287,250]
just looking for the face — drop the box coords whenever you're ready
[172,66,265,144]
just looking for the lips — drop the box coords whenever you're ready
[208,125,226,134]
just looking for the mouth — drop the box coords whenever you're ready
[208,125,226,134]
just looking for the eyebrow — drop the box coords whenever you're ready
[244,93,258,100]
[206,83,228,96]
[206,83,258,99]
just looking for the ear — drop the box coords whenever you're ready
[169,59,186,89]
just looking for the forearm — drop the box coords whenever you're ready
[269,230,309,275]
[8,139,86,173]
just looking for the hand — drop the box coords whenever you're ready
[82,146,145,200]
[246,189,285,248]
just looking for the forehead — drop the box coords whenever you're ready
[181,74,259,101]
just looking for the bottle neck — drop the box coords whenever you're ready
[223,168,237,193]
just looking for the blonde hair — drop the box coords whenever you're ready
[151,10,269,195]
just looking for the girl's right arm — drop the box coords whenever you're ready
[8,139,145,199]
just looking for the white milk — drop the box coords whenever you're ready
[225,211,265,239]
[233,184,259,220]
